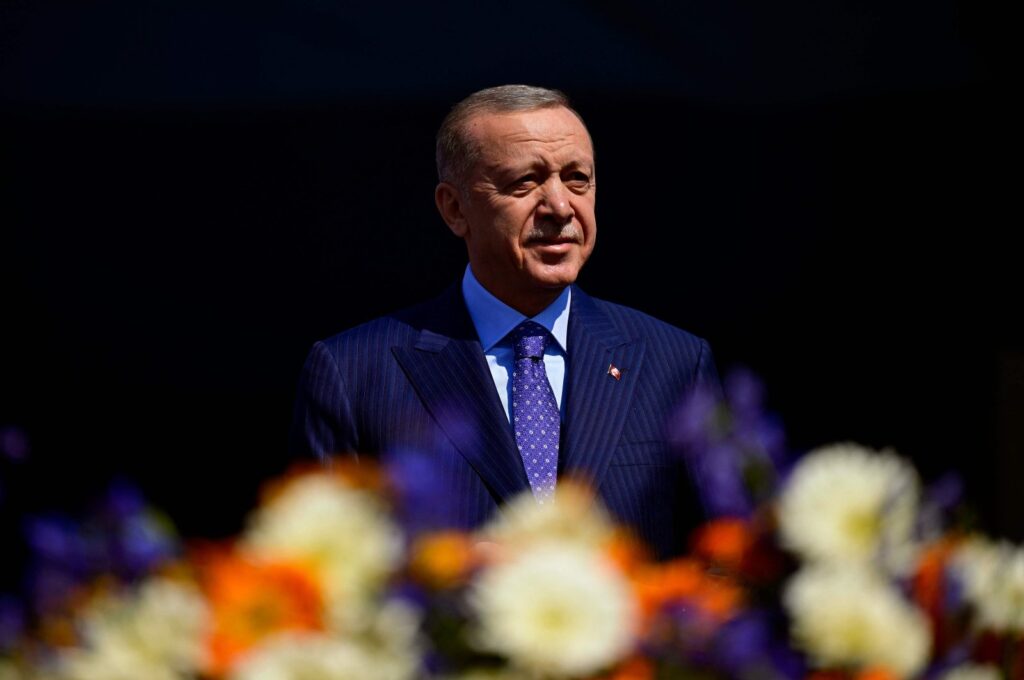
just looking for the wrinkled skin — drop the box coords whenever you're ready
[435,106,597,316]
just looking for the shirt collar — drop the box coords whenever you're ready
[461,265,570,353]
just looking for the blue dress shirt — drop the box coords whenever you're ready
[461,265,570,422]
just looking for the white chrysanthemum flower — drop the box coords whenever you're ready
[953,538,1001,614]
[470,542,637,678]
[784,565,931,678]
[59,644,183,680]
[241,474,403,616]
[940,663,1002,680]
[953,537,1024,633]
[322,597,423,673]
[778,443,920,572]
[229,626,420,680]
[0,661,19,680]
[481,483,615,553]
[59,578,209,680]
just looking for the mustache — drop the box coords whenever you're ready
[525,224,582,243]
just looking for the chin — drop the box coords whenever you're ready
[527,268,580,291]
[520,250,588,291]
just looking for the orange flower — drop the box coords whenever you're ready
[196,548,323,675]
[692,518,753,570]
[690,574,743,620]
[604,529,651,575]
[633,559,703,618]
[409,531,478,588]
[326,456,387,491]
[855,668,899,680]
[632,558,743,632]
[912,536,960,618]
[806,667,897,680]
[911,535,963,655]
[601,655,655,680]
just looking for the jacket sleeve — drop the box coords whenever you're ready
[695,337,723,398]
[288,341,358,461]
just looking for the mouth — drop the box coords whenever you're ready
[526,237,579,254]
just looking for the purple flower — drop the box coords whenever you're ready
[918,474,965,540]
[94,481,179,577]
[100,479,147,519]
[110,513,178,578]
[926,643,972,680]
[768,643,808,680]
[669,386,721,452]
[385,448,456,534]
[0,426,30,462]
[942,564,967,613]
[24,516,84,566]
[389,581,431,610]
[665,606,713,651]
[700,443,754,517]
[736,415,788,468]
[724,368,766,423]
[0,596,24,651]
[711,611,771,673]
[671,369,792,518]
[23,481,180,603]
[928,473,964,512]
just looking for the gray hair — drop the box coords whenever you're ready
[435,84,585,187]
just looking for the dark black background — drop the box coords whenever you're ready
[1,0,1019,586]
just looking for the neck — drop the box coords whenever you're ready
[505,289,563,318]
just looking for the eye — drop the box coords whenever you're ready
[507,174,538,194]
[564,170,591,191]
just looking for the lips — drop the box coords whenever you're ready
[527,239,579,256]
[529,237,578,246]
[526,229,581,246]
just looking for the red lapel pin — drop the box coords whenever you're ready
[607,363,622,380]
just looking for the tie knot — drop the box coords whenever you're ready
[509,320,551,360]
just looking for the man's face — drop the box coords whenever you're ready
[440,106,597,313]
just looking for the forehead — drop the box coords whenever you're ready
[464,107,594,170]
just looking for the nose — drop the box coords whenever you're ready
[536,178,574,225]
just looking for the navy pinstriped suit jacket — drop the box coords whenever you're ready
[290,283,718,558]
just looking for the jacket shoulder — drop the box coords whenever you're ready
[313,282,469,358]
[315,313,417,356]
[581,291,720,395]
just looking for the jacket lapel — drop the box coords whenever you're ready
[561,287,646,492]
[391,286,530,504]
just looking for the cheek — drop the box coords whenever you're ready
[499,211,533,241]
[575,199,597,225]
[580,216,597,242]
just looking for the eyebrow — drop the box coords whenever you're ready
[484,153,594,180]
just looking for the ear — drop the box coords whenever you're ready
[435,182,469,238]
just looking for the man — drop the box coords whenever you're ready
[291,85,718,557]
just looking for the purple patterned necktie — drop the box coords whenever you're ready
[508,320,560,502]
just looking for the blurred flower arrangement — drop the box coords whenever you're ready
[1,372,1023,680]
